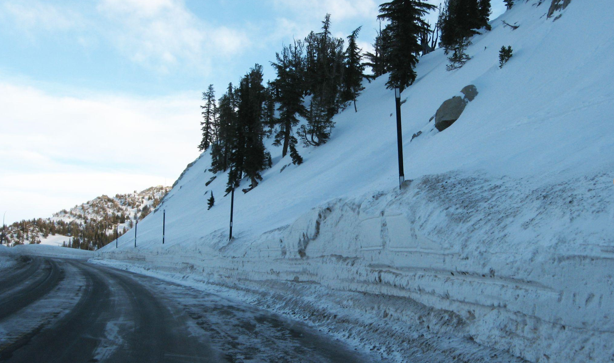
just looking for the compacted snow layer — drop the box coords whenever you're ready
[97,1,614,362]
[12,244,94,260]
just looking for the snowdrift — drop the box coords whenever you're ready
[97,1,614,361]
[12,244,94,260]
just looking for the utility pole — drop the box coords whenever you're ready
[162,209,166,244]
[134,220,138,248]
[394,87,405,187]
[1,212,6,246]
[229,187,235,241]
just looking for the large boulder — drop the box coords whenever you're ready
[434,85,478,131]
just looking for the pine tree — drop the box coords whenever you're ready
[446,37,472,70]
[226,65,269,193]
[261,82,276,138]
[419,20,439,55]
[499,45,513,68]
[342,26,365,112]
[289,140,303,165]
[364,25,394,79]
[242,65,268,189]
[299,14,346,146]
[479,0,492,30]
[377,0,436,91]
[271,40,307,157]
[198,85,216,151]
[207,191,215,210]
[211,83,237,173]
[440,0,488,70]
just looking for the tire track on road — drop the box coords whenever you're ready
[95,265,215,362]
[0,256,42,296]
[3,260,114,362]
[0,258,64,321]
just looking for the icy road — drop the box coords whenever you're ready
[0,255,373,362]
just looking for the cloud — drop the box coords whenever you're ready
[264,0,380,64]
[0,1,83,31]
[97,0,249,74]
[0,171,168,223]
[0,82,201,222]
[271,0,378,21]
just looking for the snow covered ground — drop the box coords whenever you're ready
[38,234,71,247]
[95,1,614,361]
[0,245,16,270]
[12,244,94,260]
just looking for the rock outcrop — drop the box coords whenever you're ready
[548,0,572,18]
[434,85,478,131]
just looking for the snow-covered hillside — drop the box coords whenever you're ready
[52,185,170,231]
[97,1,614,362]
[2,186,169,248]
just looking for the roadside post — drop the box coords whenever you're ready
[1,212,6,246]
[229,187,235,241]
[395,87,405,187]
[134,220,138,248]
[162,209,166,244]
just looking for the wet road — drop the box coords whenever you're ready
[0,255,371,362]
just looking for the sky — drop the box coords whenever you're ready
[0,0,506,224]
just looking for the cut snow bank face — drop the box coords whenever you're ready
[13,244,93,260]
[97,0,614,362]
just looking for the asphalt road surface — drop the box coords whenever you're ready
[0,255,373,362]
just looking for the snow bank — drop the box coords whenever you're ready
[0,245,16,271]
[96,1,614,361]
[13,244,94,260]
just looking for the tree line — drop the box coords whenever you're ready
[1,217,125,250]
[198,0,495,193]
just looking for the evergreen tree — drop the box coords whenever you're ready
[342,26,365,112]
[364,24,394,79]
[211,83,237,173]
[289,141,303,165]
[440,0,481,51]
[504,0,513,10]
[241,65,268,190]
[377,0,436,91]
[299,14,346,146]
[226,65,269,193]
[479,0,492,30]
[207,191,215,210]
[271,40,307,157]
[446,36,472,70]
[198,85,216,151]
[440,0,488,70]
[261,82,276,138]
[499,45,513,68]
[419,20,439,55]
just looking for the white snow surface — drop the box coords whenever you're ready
[12,244,93,260]
[39,234,72,247]
[0,245,16,270]
[96,1,614,362]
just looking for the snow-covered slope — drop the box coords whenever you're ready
[98,1,614,362]
[2,186,169,248]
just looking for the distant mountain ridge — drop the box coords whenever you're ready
[1,186,170,249]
